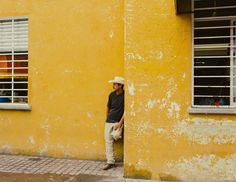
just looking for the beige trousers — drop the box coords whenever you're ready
[104,122,117,164]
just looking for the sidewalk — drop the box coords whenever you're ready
[0,154,123,182]
[0,154,159,182]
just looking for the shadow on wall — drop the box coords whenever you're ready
[114,134,124,162]
[159,173,181,181]
[124,164,152,180]
[124,164,182,181]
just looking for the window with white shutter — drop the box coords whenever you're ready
[0,17,28,105]
[193,0,236,108]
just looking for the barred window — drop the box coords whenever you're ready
[0,17,28,104]
[193,0,236,107]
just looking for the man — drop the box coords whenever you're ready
[103,76,125,170]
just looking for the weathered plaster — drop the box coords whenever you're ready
[124,0,236,180]
[126,52,145,62]
[167,102,181,119]
[29,136,36,145]
[128,81,135,96]
[156,118,236,145]
[1,144,12,154]
[163,153,236,181]
[38,144,48,156]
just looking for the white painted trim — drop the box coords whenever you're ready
[189,107,236,114]
[0,103,31,111]
[0,16,28,21]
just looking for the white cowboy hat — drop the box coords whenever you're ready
[108,76,125,85]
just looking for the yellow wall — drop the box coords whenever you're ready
[124,0,236,181]
[0,0,124,161]
[1,0,236,181]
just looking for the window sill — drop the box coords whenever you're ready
[189,107,236,115]
[0,103,31,111]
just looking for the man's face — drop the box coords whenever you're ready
[113,83,122,91]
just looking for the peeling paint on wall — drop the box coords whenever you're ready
[166,91,172,99]
[1,144,12,154]
[64,69,73,73]
[167,102,180,119]
[55,116,62,122]
[38,144,48,156]
[109,31,114,39]
[126,52,144,62]
[136,121,153,137]
[146,99,156,109]
[149,50,164,60]
[87,112,95,119]
[29,136,36,145]
[41,122,51,135]
[128,81,135,95]
[156,118,236,145]
[163,153,236,181]
[175,118,236,144]
[145,99,160,111]
[124,0,236,180]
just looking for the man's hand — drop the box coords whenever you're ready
[114,123,121,130]
[114,114,124,130]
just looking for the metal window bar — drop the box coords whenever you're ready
[194,95,232,98]
[0,89,27,91]
[194,5,236,11]
[0,96,28,98]
[194,56,236,58]
[233,20,236,103]
[191,0,194,106]
[194,86,233,88]
[0,82,28,84]
[194,66,235,68]
[195,26,236,30]
[194,45,236,49]
[194,75,236,77]
[192,105,236,108]
[195,16,236,22]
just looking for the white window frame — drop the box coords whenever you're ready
[189,0,236,114]
[0,16,31,110]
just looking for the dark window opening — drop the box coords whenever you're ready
[193,0,236,106]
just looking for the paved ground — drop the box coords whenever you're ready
[0,154,124,182]
[0,172,124,182]
[0,154,159,182]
